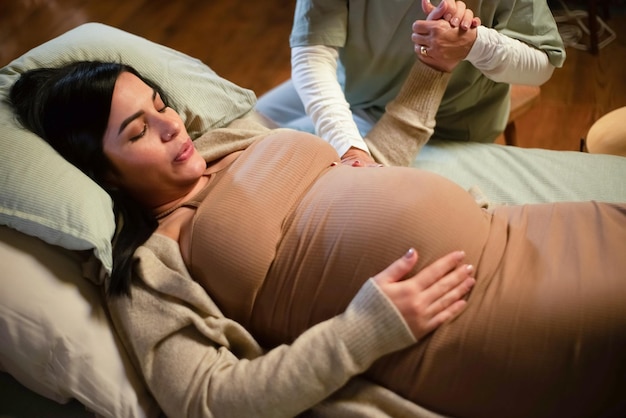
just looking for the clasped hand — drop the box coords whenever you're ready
[412,0,480,72]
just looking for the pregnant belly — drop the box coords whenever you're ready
[249,165,492,348]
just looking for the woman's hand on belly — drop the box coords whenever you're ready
[373,248,475,341]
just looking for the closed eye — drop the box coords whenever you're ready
[130,123,147,142]
[155,92,168,113]
[122,90,167,141]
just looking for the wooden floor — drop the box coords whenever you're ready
[2,0,625,152]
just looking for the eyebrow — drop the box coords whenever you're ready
[117,89,158,135]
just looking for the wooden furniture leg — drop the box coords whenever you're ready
[504,85,541,146]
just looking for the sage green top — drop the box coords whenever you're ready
[290,0,566,142]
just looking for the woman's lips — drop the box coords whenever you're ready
[174,139,194,162]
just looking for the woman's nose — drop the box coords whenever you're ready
[160,117,180,142]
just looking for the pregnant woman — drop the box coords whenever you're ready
[11,59,626,418]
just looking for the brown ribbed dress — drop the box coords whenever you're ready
[163,130,626,418]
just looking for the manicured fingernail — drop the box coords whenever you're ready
[405,248,416,259]
[445,13,452,20]
[466,264,474,273]
[451,17,460,26]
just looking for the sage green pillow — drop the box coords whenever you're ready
[0,23,256,275]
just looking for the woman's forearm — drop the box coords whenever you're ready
[201,279,415,417]
[365,60,451,166]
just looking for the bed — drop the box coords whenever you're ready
[1,23,625,417]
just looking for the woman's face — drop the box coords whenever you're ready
[102,72,206,208]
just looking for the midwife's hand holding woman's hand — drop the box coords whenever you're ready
[373,248,475,340]
[412,0,480,72]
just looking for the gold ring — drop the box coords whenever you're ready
[420,45,428,56]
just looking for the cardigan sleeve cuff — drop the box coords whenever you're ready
[333,278,416,370]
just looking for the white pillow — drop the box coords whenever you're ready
[0,226,160,417]
[0,22,256,276]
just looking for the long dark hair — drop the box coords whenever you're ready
[10,61,170,297]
